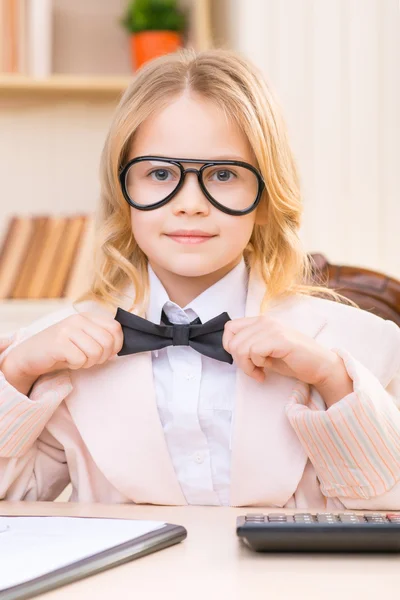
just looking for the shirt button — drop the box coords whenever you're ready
[185,373,196,380]
[194,452,204,464]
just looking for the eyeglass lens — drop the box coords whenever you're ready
[124,159,260,212]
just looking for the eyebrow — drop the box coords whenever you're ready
[210,154,248,161]
[144,154,249,162]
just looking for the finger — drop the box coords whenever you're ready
[238,356,265,382]
[67,330,104,369]
[225,317,259,333]
[78,313,123,355]
[225,332,268,382]
[79,320,117,363]
[248,338,275,368]
[54,339,89,370]
[222,317,258,352]
[224,321,263,354]
[228,328,276,382]
[225,326,259,366]
[225,328,268,376]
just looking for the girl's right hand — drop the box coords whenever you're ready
[1,312,124,395]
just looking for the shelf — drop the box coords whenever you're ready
[0,75,132,97]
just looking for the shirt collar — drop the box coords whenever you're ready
[147,258,249,325]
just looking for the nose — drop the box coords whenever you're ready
[170,170,210,216]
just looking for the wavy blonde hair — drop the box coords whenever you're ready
[78,47,356,315]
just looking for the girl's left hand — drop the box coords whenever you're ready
[222,315,341,387]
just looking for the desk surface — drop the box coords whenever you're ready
[1,503,399,600]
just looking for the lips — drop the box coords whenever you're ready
[165,230,216,245]
[166,230,215,237]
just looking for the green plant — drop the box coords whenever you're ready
[122,0,186,34]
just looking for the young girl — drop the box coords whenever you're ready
[0,48,399,510]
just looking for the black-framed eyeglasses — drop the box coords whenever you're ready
[118,156,266,216]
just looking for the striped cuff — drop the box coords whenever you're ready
[285,348,400,500]
[0,370,73,458]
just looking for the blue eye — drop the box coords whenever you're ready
[209,169,237,182]
[149,169,174,181]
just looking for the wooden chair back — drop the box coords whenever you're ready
[308,253,400,327]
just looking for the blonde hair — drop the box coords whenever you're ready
[78,47,356,315]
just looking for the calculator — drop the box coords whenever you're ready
[236,512,400,552]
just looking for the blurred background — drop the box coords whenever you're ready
[0,0,399,335]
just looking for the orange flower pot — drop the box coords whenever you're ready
[131,30,182,70]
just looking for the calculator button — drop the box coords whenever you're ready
[267,514,287,522]
[365,514,387,523]
[244,514,265,522]
[339,513,365,523]
[316,513,338,523]
[294,513,314,523]
[364,513,387,522]
[387,514,400,523]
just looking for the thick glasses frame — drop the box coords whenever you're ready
[119,156,266,216]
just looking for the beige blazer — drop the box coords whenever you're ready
[0,268,399,510]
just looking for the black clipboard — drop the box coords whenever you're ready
[0,520,187,600]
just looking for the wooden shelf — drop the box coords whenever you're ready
[0,75,131,97]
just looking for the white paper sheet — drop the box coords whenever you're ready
[0,516,166,591]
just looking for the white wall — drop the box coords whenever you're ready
[229,0,400,278]
[1,0,399,278]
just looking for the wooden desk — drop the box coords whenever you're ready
[1,503,399,600]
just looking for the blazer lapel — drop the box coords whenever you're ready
[230,269,328,507]
[66,304,187,505]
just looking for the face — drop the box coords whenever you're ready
[127,92,266,283]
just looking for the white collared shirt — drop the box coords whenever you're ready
[147,259,248,505]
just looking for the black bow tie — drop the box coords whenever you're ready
[114,307,233,364]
